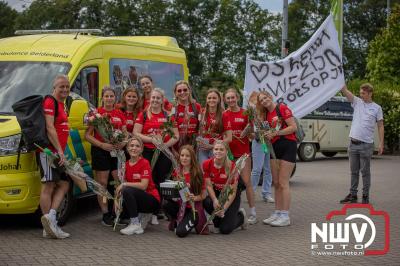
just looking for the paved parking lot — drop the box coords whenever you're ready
[1,154,399,266]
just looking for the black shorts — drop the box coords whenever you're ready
[271,138,297,163]
[36,152,69,183]
[91,145,118,171]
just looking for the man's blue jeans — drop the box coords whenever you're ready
[250,139,272,198]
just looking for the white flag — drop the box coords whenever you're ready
[244,14,345,118]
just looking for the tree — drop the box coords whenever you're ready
[10,0,281,93]
[0,1,18,37]
[15,0,82,30]
[287,0,400,79]
[367,4,400,83]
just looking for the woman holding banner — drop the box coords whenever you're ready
[256,91,297,227]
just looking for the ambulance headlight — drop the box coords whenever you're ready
[0,134,26,156]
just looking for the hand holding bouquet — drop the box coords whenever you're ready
[200,154,249,233]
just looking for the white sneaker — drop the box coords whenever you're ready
[54,225,70,239]
[212,226,220,234]
[151,215,159,225]
[41,214,58,238]
[262,212,280,225]
[139,213,152,230]
[263,195,275,203]
[120,223,144,235]
[239,208,248,230]
[247,215,258,225]
[270,216,291,227]
[42,229,50,238]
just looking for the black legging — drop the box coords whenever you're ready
[122,186,160,218]
[163,200,198,238]
[142,147,172,196]
[203,190,244,234]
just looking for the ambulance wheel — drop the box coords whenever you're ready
[298,143,316,162]
[57,181,75,226]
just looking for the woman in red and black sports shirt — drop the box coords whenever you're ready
[202,140,247,234]
[163,145,208,237]
[172,80,202,152]
[119,87,142,135]
[223,88,256,225]
[256,91,297,227]
[85,86,127,226]
[133,88,179,196]
[138,75,173,112]
[197,88,232,165]
[116,136,160,235]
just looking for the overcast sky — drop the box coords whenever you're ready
[6,0,291,12]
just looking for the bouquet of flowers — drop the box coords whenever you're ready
[200,153,249,233]
[151,138,196,220]
[87,112,114,142]
[240,105,257,139]
[113,150,126,231]
[87,111,127,156]
[150,117,176,169]
[240,98,278,160]
[35,144,114,201]
[196,117,218,149]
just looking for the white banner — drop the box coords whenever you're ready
[244,15,345,118]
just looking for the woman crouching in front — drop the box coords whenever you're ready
[116,136,160,235]
[163,145,208,237]
[203,140,247,234]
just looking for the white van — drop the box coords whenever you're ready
[297,96,379,161]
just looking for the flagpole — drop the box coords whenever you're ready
[330,0,343,51]
[339,0,343,51]
[281,0,289,57]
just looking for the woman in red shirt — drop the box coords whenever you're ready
[256,91,297,227]
[138,75,173,112]
[202,140,247,234]
[223,88,256,225]
[163,145,208,237]
[172,80,202,153]
[197,88,232,165]
[133,88,179,224]
[85,86,127,226]
[116,136,160,235]
[119,87,142,135]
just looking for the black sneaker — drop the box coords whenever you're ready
[102,212,114,226]
[362,195,369,204]
[340,193,357,204]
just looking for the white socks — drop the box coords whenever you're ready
[130,217,140,225]
[250,207,256,217]
[49,209,57,223]
[275,210,289,218]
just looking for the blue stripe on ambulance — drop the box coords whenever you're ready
[67,129,93,195]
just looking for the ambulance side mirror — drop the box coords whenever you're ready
[68,99,89,128]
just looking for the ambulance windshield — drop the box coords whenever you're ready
[0,61,71,113]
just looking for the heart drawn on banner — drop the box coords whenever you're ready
[250,64,269,83]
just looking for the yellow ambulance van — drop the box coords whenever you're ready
[0,29,189,224]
